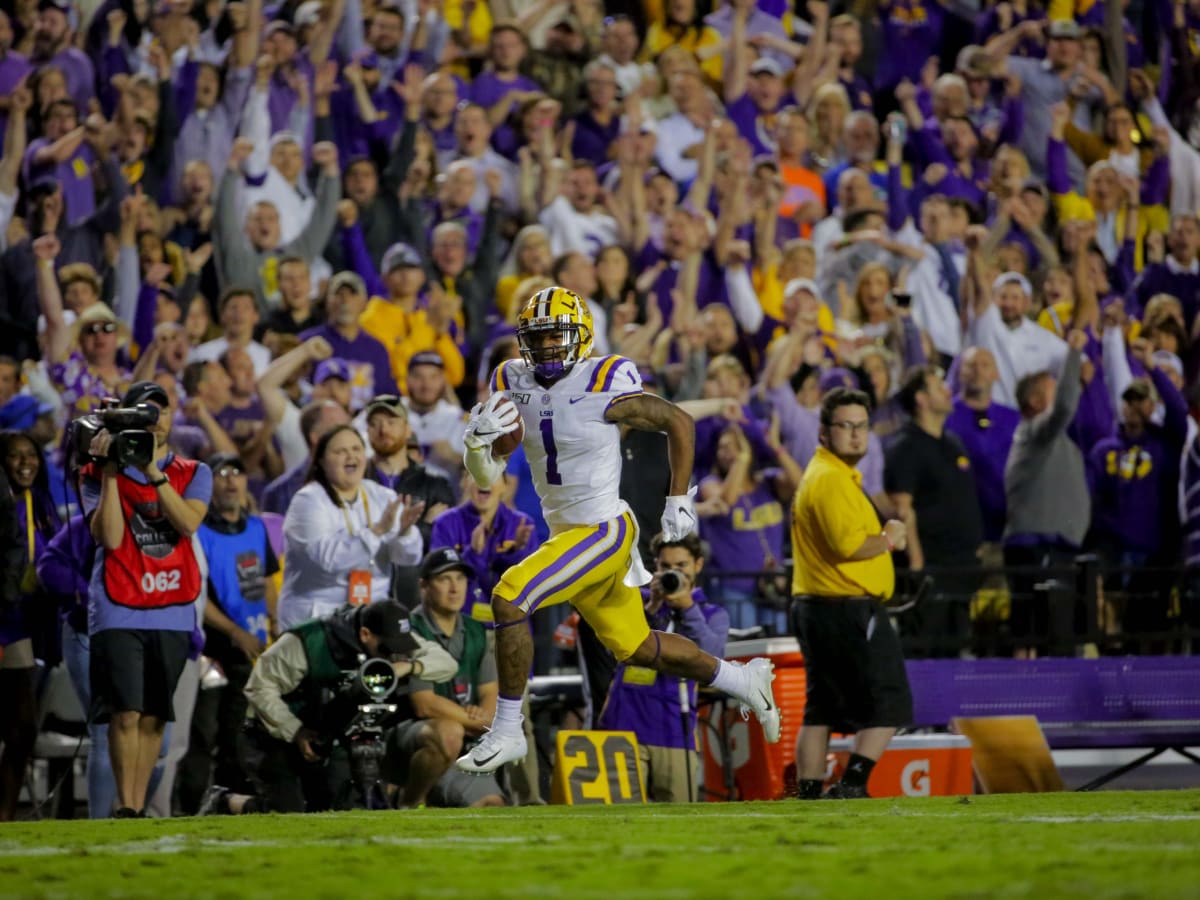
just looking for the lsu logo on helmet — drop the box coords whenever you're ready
[517,286,594,382]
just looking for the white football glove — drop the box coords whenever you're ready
[464,391,521,450]
[660,485,698,542]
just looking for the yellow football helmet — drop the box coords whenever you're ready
[516,286,594,382]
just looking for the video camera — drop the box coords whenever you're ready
[340,656,401,731]
[333,657,401,810]
[69,401,159,469]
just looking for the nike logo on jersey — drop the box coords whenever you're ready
[569,396,587,404]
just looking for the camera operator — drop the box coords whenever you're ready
[382,549,504,809]
[597,534,729,802]
[201,601,456,815]
[82,381,213,818]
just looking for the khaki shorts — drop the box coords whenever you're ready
[0,638,35,670]
[384,720,504,807]
[638,744,699,803]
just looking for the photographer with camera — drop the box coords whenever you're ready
[201,600,457,815]
[597,534,729,802]
[81,380,213,818]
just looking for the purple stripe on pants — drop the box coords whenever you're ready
[512,520,611,610]
[528,514,630,612]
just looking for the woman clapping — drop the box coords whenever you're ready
[277,426,426,628]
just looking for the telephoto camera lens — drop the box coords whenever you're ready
[660,570,685,594]
[356,657,398,700]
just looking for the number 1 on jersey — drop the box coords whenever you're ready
[540,418,563,485]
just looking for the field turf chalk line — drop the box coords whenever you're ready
[0,834,541,858]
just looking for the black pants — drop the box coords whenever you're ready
[176,658,253,815]
[1092,538,1174,649]
[790,596,913,733]
[576,615,617,729]
[901,565,980,659]
[239,721,354,814]
[1003,544,1077,652]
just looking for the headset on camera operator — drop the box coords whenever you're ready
[200,600,456,815]
[597,533,729,803]
[78,380,213,819]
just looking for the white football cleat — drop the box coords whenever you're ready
[740,658,782,744]
[455,729,528,774]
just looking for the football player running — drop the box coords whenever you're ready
[456,286,781,774]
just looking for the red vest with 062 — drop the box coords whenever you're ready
[87,458,202,608]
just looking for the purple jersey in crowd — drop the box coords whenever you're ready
[875,0,946,91]
[429,501,537,621]
[945,398,1020,543]
[598,590,728,749]
[699,471,786,595]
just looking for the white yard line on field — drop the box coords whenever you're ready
[334,808,1200,825]
[0,833,543,858]
[4,807,1199,859]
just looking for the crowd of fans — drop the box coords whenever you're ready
[1,0,1200,815]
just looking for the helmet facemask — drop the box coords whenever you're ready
[518,316,589,383]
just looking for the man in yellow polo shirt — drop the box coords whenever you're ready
[789,387,913,800]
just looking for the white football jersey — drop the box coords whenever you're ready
[490,354,643,529]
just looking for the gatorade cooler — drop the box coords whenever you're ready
[826,734,974,797]
[699,637,806,801]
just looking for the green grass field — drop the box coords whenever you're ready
[2,791,1199,899]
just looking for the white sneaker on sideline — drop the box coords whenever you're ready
[455,729,528,774]
[740,658,781,743]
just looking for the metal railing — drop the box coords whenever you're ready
[692,559,1200,658]
[522,559,1200,670]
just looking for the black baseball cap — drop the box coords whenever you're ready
[420,547,476,580]
[122,380,170,408]
[1121,379,1153,403]
[27,174,61,197]
[360,600,420,656]
[206,452,246,474]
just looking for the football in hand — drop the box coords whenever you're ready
[490,396,525,458]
